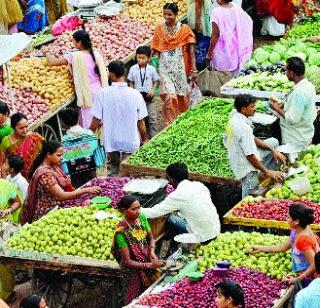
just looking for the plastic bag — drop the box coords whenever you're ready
[188,82,203,107]
[289,176,311,195]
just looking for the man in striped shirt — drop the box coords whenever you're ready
[90,60,148,174]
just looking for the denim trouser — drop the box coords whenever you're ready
[166,214,188,238]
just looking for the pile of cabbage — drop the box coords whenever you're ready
[245,39,320,69]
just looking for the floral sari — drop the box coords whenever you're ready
[112,213,160,305]
[0,132,44,179]
[151,23,196,125]
[21,165,74,224]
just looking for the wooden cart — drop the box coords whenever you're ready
[0,248,124,308]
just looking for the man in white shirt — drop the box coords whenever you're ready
[141,163,220,243]
[90,60,148,174]
[270,57,317,149]
[226,94,286,197]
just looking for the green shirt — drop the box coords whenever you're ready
[115,213,151,248]
[0,125,13,144]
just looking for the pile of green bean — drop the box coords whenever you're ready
[129,98,234,178]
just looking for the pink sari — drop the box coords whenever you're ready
[210,3,253,76]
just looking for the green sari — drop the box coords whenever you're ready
[0,179,23,224]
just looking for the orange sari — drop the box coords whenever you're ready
[151,23,196,125]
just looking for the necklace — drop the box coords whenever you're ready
[125,219,147,242]
[165,22,178,35]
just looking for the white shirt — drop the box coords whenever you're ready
[226,110,259,179]
[127,64,159,93]
[280,78,317,148]
[141,179,221,241]
[91,82,148,153]
[6,173,28,201]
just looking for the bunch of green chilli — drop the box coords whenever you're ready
[129,98,234,178]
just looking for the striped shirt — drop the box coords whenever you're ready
[91,82,148,153]
[226,110,259,179]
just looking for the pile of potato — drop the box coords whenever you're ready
[123,0,187,28]
[10,58,74,110]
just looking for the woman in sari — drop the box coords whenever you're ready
[112,195,164,305]
[251,204,320,286]
[151,3,196,126]
[44,30,108,129]
[21,140,100,224]
[206,0,253,77]
[17,0,49,34]
[0,178,23,302]
[0,113,44,180]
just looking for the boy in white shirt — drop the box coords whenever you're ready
[128,46,160,138]
[4,155,29,201]
[60,108,94,140]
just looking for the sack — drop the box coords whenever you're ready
[188,82,203,107]
[197,68,232,96]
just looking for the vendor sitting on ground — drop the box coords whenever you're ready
[141,163,220,243]
[226,94,286,197]
[112,195,164,305]
[270,57,316,149]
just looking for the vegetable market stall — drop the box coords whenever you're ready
[120,98,242,217]
[223,197,320,232]
[62,176,172,240]
[126,266,293,308]
[1,205,128,307]
[0,249,123,308]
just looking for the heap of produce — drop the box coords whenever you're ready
[288,13,320,38]
[224,72,294,92]
[123,0,187,28]
[196,231,292,279]
[31,32,52,49]
[266,145,320,202]
[128,99,234,178]
[10,58,74,110]
[63,177,131,208]
[231,197,320,224]
[5,206,121,261]
[0,85,49,126]
[63,177,174,208]
[244,38,320,71]
[41,16,153,64]
[306,65,320,93]
[139,267,287,308]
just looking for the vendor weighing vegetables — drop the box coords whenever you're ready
[270,57,317,149]
[141,163,220,243]
[226,94,286,197]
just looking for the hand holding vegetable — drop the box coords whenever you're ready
[249,245,264,254]
[0,209,10,219]
[266,170,284,182]
[83,186,101,195]
[282,275,298,285]
[148,259,165,269]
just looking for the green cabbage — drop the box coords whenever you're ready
[308,53,320,66]
[293,42,307,53]
[253,48,269,64]
[244,59,258,68]
[306,47,317,58]
[273,44,287,57]
[269,52,281,64]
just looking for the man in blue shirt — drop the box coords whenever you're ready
[295,251,320,308]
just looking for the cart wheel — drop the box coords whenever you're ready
[32,270,73,308]
[35,123,58,141]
